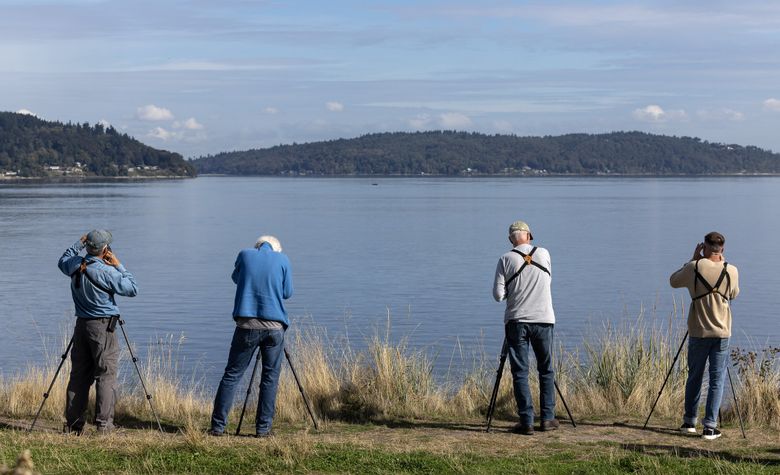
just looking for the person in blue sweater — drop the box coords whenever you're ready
[209,235,293,437]
[58,230,138,434]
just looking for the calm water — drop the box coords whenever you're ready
[1,177,778,385]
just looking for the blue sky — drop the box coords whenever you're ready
[2,0,780,157]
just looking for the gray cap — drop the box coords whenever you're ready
[85,229,112,253]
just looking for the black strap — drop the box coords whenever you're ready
[505,246,551,288]
[70,258,116,302]
[692,261,730,302]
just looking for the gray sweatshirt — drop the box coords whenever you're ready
[493,243,555,324]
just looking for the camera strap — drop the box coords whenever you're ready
[692,261,730,303]
[505,246,550,288]
[70,258,116,304]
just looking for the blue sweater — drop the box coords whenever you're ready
[58,240,138,318]
[232,243,293,327]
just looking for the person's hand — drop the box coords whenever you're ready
[80,234,88,244]
[103,250,121,267]
[692,242,705,261]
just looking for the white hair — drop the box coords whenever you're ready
[255,235,282,252]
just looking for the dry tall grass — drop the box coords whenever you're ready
[2,310,778,431]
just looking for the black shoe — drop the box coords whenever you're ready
[540,419,560,432]
[206,429,224,437]
[702,427,721,440]
[511,423,534,435]
[254,432,273,438]
[63,423,83,436]
[680,423,697,435]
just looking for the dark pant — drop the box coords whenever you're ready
[65,317,119,430]
[506,321,556,426]
[684,336,729,429]
[210,327,285,435]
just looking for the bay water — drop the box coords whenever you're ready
[1,177,778,386]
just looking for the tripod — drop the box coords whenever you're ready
[642,331,746,438]
[28,318,164,433]
[236,346,319,435]
[485,338,576,432]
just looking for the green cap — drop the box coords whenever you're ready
[508,220,533,240]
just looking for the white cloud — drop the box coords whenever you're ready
[632,104,687,122]
[763,98,780,111]
[183,117,204,130]
[264,107,279,114]
[408,113,432,129]
[325,101,344,112]
[696,108,745,121]
[136,104,174,121]
[97,119,112,128]
[16,108,37,117]
[147,127,173,140]
[438,112,473,129]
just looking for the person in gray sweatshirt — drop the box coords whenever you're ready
[493,220,558,435]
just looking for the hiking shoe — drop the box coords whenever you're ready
[540,419,560,432]
[254,431,273,438]
[62,423,83,436]
[680,423,697,435]
[702,427,721,440]
[96,424,120,435]
[511,423,534,436]
[206,429,224,437]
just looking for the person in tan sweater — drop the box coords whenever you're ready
[670,231,739,440]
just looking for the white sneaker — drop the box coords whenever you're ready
[679,423,697,435]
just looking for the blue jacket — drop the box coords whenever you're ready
[58,240,138,318]
[232,243,293,327]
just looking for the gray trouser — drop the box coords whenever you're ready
[65,317,119,430]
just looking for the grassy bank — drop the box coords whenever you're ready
[1,311,778,473]
[2,419,779,474]
[4,313,778,432]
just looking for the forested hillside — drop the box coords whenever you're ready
[0,112,195,178]
[192,131,780,176]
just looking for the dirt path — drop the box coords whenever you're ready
[4,416,779,467]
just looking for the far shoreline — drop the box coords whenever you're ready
[3,172,780,185]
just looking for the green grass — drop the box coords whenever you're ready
[1,425,777,475]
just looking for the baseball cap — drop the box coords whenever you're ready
[508,220,534,240]
[85,229,113,253]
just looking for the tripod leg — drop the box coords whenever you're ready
[235,347,261,436]
[486,339,509,433]
[726,366,746,439]
[643,331,688,430]
[118,320,164,433]
[284,348,319,430]
[554,380,576,427]
[29,336,74,432]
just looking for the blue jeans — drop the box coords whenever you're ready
[210,327,285,434]
[506,321,556,426]
[684,336,729,429]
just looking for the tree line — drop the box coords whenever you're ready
[0,112,196,177]
[192,131,780,176]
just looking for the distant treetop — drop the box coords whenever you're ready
[191,131,780,176]
[0,111,196,178]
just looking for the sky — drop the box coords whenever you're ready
[2,0,780,157]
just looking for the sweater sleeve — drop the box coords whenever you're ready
[728,266,740,300]
[669,261,693,289]
[493,257,506,302]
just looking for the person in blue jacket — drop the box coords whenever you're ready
[58,229,138,434]
[209,235,293,437]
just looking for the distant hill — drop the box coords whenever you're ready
[191,131,780,176]
[0,111,196,178]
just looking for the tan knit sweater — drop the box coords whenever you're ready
[670,258,740,338]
